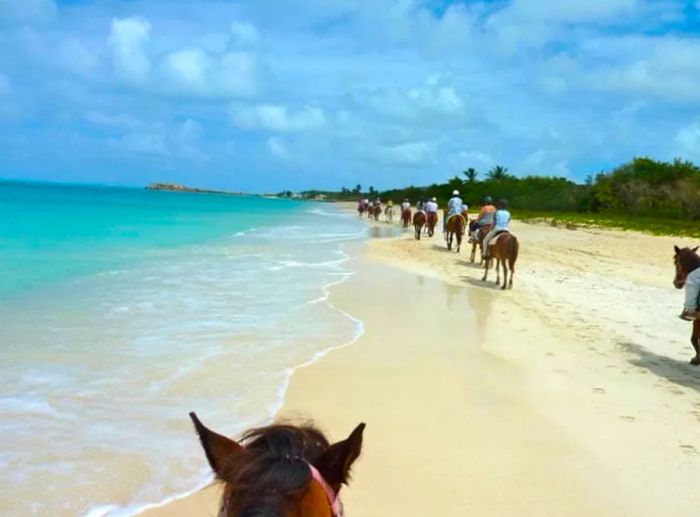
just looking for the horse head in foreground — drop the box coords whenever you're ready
[190,412,365,516]
[673,245,700,365]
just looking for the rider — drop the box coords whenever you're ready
[444,190,464,233]
[401,198,411,211]
[417,197,425,212]
[482,199,511,259]
[424,197,438,214]
[470,196,497,242]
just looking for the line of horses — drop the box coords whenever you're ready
[362,203,519,290]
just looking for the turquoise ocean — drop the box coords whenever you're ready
[0,181,366,516]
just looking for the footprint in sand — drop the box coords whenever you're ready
[679,444,698,456]
[619,415,636,422]
[669,388,685,396]
[593,387,606,394]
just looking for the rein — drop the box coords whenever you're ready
[308,463,344,516]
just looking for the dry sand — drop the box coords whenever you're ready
[144,211,700,516]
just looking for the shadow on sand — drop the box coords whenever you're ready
[618,341,700,393]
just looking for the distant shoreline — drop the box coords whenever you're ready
[145,183,244,196]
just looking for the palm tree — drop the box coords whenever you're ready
[463,168,478,183]
[487,165,509,180]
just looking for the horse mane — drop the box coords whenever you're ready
[219,423,330,515]
[679,247,700,273]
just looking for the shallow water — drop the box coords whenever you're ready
[0,182,367,516]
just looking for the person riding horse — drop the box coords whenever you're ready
[482,199,511,259]
[470,196,496,243]
[444,190,464,233]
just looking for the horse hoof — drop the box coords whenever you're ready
[691,357,700,366]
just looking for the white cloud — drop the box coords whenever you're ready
[0,0,57,26]
[109,17,152,83]
[373,141,434,168]
[164,47,209,90]
[267,136,287,157]
[230,103,326,132]
[458,151,495,170]
[230,21,260,46]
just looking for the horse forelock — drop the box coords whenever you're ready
[219,424,331,516]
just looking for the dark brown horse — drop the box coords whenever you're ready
[372,205,382,222]
[469,222,492,264]
[673,245,700,365]
[401,208,412,229]
[413,211,426,240]
[357,204,365,218]
[425,212,438,237]
[190,412,364,516]
[482,232,519,289]
[445,215,465,252]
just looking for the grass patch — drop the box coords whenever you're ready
[517,210,700,239]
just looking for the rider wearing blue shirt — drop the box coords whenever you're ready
[482,199,511,259]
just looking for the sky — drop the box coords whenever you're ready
[1,0,700,192]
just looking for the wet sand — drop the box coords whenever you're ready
[145,212,700,516]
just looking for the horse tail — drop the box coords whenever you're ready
[509,235,519,270]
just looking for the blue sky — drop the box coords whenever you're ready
[1,0,700,191]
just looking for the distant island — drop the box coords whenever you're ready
[146,183,241,195]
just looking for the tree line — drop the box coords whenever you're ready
[378,157,700,219]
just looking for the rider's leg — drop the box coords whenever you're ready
[681,268,700,320]
[482,228,497,258]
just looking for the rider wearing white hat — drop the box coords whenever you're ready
[424,196,438,214]
[445,190,464,232]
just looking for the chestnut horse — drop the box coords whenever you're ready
[482,232,519,289]
[469,222,492,264]
[445,214,465,252]
[372,205,382,222]
[190,412,364,517]
[413,211,426,240]
[673,245,700,365]
[401,208,412,229]
[425,212,438,237]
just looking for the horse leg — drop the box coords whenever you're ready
[482,258,490,281]
[495,257,501,284]
[691,321,700,366]
[501,259,508,290]
[456,233,461,253]
[447,231,452,250]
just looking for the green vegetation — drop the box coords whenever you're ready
[378,158,700,237]
[281,157,700,237]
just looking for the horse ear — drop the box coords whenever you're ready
[675,245,681,254]
[189,412,244,478]
[313,423,365,492]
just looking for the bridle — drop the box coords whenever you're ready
[308,462,344,517]
[218,461,344,517]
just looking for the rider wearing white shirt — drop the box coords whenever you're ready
[424,198,438,213]
[444,190,463,232]
[401,200,411,211]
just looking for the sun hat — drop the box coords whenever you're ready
[431,197,437,202]
[452,190,459,196]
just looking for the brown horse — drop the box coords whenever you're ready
[357,204,365,218]
[372,204,382,222]
[469,222,492,264]
[190,412,364,516]
[425,212,438,237]
[401,208,412,229]
[482,232,519,289]
[445,215,465,252]
[673,245,700,365]
[413,211,426,240]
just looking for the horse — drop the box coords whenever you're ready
[425,211,438,237]
[445,214,465,252]
[673,245,700,365]
[470,222,492,264]
[401,208,412,229]
[413,211,426,240]
[190,412,365,516]
[357,204,365,218]
[372,204,382,222]
[482,232,519,289]
[385,205,394,224]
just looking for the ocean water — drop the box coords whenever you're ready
[0,182,366,516]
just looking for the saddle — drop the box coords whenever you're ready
[488,230,510,246]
